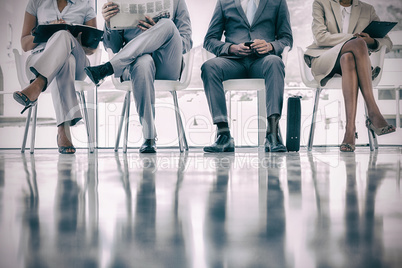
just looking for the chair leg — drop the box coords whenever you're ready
[308,88,322,151]
[123,91,131,154]
[30,104,38,154]
[79,92,94,153]
[172,91,188,152]
[365,105,378,151]
[21,106,33,153]
[226,91,232,123]
[115,92,129,152]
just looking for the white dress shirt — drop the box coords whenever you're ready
[241,0,260,14]
[340,5,352,34]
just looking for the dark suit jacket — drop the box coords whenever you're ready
[204,0,293,57]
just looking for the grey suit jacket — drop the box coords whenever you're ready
[305,0,392,58]
[204,0,293,57]
[103,0,192,54]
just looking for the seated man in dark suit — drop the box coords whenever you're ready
[202,0,293,152]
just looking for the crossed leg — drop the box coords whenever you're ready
[337,38,392,146]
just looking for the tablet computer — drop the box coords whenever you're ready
[363,21,397,38]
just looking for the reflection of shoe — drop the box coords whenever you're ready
[203,134,235,153]
[365,118,395,136]
[139,139,157,153]
[265,133,287,152]
[84,62,113,86]
[13,91,38,114]
[57,135,76,154]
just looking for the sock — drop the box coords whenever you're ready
[266,114,279,138]
[216,122,230,137]
[103,62,114,76]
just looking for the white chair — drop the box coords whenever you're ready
[13,48,100,154]
[201,46,290,146]
[109,48,195,153]
[297,45,387,151]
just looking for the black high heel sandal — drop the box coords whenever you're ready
[13,91,38,114]
[57,135,76,154]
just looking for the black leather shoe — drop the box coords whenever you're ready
[84,63,113,86]
[203,134,235,153]
[265,133,287,152]
[139,139,157,153]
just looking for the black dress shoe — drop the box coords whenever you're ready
[84,62,113,86]
[139,139,157,153]
[265,133,287,152]
[204,134,235,153]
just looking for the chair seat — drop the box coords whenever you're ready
[75,80,96,92]
[223,79,265,91]
[154,80,187,91]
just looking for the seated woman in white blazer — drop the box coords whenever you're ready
[304,0,395,152]
[13,0,97,154]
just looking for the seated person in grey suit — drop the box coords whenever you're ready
[202,0,293,153]
[85,0,192,153]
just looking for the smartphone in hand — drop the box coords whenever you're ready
[244,41,254,47]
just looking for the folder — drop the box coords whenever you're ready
[32,24,104,49]
[363,21,397,38]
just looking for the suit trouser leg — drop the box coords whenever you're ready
[249,55,285,118]
[26,30,89,126]
[110,19,182,78]
[201,57,247,124]
[122,55,157,139]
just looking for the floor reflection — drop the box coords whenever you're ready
[0,148,401,268]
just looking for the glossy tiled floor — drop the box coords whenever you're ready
[0,147,401,268]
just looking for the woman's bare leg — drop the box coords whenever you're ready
[20,75,46,101]
[340,38,390,129]
[339,52,359,145]
[57,123,75,153]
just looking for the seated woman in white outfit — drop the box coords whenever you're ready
[304,0,396,152]
[13,0,97,154]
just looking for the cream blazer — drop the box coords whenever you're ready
[305,0,393,59]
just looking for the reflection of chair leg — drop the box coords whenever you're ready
[171,91,188,152]
[21,106,33,153]
[78,92,94,153]
[308,88,322,151]
[123,91,131,153]
[115,91,129,152]
[30,105,38,154]
[364,105,378,151]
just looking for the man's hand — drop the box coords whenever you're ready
[138,16,156,31]
[102,2,119,28]
[354,32,377,49]
[250,39,273,55]
[229,43,253,56]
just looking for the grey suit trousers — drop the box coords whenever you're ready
[201,55,285,124]
[26,30,89,126]
[111,20,183,139]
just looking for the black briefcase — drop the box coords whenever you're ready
[286,96,302,152]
